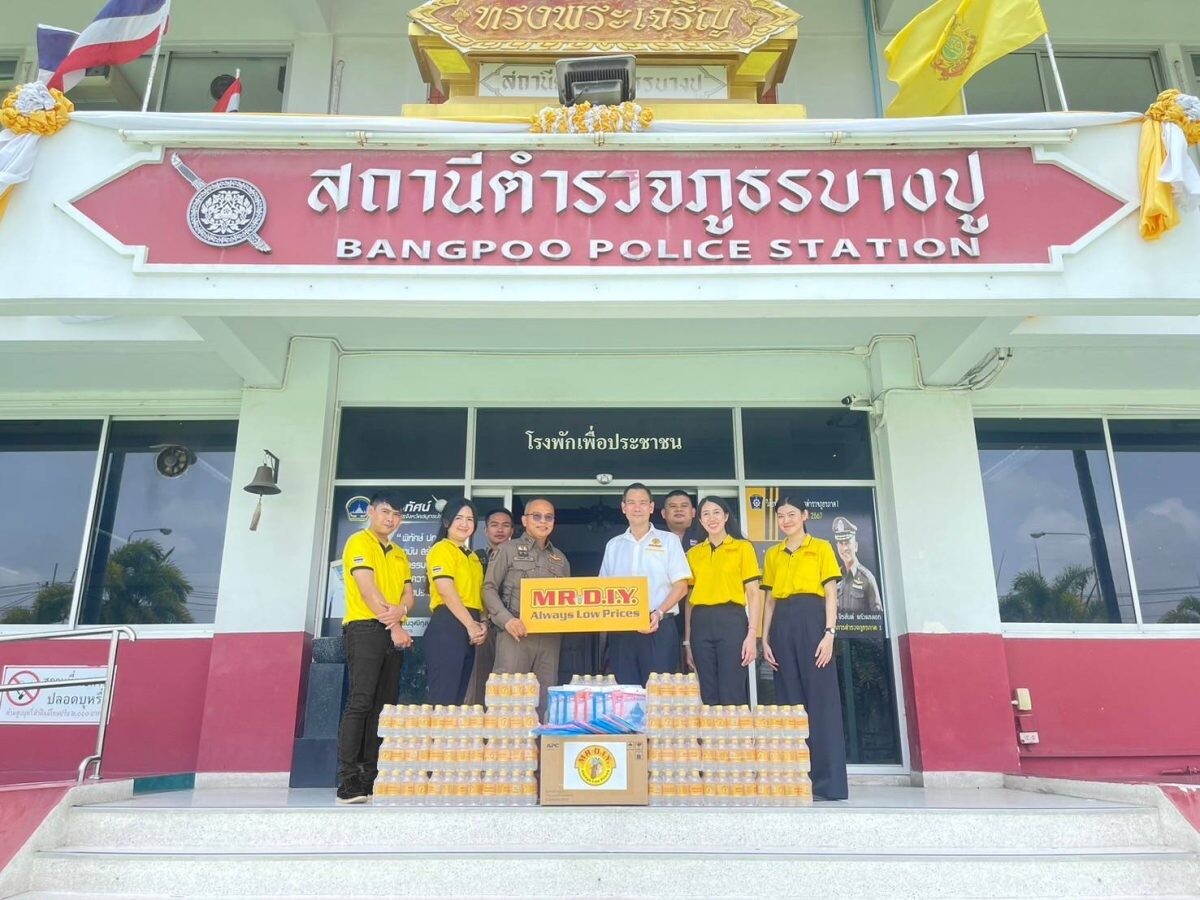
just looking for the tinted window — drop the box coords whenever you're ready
[336,409,467,479]
[742,409,873,479]
[79,421,237,625]
[474,408,735,480]
[1109,420,1200,624]
[976,419,1133,624]
[966,51,1162,115]
[161,55,286,113]
[0,421,102,625]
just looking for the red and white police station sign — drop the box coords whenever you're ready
[71,147,1129,269]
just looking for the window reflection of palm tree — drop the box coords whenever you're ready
[1161,596,1200,624]
[0,582,72,625]
[96,538,194,624]
[999,565,1105,624]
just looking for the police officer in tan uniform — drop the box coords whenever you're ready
[832,517,882,615]
[483,498,571,720]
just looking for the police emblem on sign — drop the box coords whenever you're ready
[170,153,272,254]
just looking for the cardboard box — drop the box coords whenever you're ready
[539,735,648,806]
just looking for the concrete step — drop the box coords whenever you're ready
[64,803,1167,853]
[27,847,1200,898]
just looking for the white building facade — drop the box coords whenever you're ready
[1,0,1199,787]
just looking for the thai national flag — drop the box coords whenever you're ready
[213,72,242,113]
[36,25,80,85]
[47,0,170,94]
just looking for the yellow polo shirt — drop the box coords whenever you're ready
[342,529,413,625]
[761,534,841,599]
[427,538,485,612]
[686,536,761,606]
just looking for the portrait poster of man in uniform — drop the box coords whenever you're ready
[831,515,885,636]
[744,486,886,639]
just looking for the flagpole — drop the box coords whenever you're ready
[1043,34,1069,112]
[140,0,171,112]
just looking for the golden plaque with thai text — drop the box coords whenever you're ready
[410,0,801,55]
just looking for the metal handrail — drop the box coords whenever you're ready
[0,625,136,783]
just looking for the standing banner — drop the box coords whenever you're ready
[324,486,457,636]
[744,486,886,639]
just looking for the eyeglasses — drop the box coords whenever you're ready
[526,513,555,522]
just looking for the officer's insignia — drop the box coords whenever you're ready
[516,546,531,559]
[650,538,662,547]
[931,16,977,81]
[550,554,562,562]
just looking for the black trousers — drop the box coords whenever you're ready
[609,614,679,686]
[337,619,403,786]
[691,602,750,706]
[424,605,479,705]
[769,595,849,801]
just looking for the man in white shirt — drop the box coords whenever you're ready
[599,483,692,686]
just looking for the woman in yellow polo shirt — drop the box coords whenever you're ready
[424,497,488,705]
[684,496,761,705]
[760,496,848,801]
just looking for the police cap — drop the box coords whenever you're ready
[832,516,857,541]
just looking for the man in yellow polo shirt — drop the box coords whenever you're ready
[336,491,414,804]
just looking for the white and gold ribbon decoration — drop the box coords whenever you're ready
[0,82,74,221]
[531,101,653,134]
[1138,88,1200,241]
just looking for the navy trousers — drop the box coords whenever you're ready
[769,595,849,801]
[609,614,679,686]
[691,602,750,706]
[424,606,479,705]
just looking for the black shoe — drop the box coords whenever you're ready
[336,776,368,804]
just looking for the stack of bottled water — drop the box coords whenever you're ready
[372,675,540,806]
[646,673,702,806]
[752,704,812,806]
[644,673,813,806]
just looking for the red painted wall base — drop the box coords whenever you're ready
[898,632,1021,774]
[195,631,309,773]
[0,632,308,784]
[1004,638,1200,782]
[0,782,70,872]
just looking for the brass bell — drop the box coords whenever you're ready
[243,450,281,495]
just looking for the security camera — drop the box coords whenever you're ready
[596,473,613,485]
[841,395,856,407]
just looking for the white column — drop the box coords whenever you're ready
[285,33,335,114]
[214,339,338,634]
[874,391,1001,635]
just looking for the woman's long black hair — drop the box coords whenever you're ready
[436,496,479,542]
[697,495,745,540]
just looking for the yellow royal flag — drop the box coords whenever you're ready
[885,0,1048,118]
